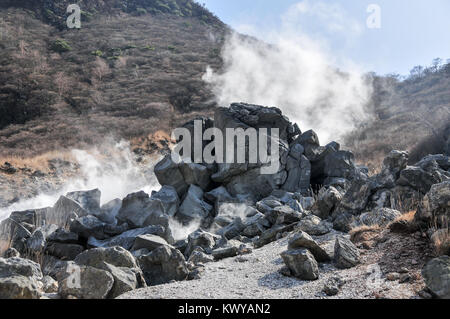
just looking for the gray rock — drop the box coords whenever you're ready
[26,229,46,253]
[422,256,450,299]
[41,275,58,293]
[334,236,360,269]
[75,246,137,269]
[335,179,372,215]
[296,215,332,236]
[0,257,43,299]
[154,155,188,197]
[101,263,142,298]
[371,151,409,190]
[184,229,218,258]
[211,240,242,260]
[47,229,79,244]
[281,249,319,280]
[288,231,331,262]
[282,155,311,195]
[151,186,180,217]
[323,276,345,296]
[137,245,189,286]
[47,195,89,228]
[204,186,234,203]
[398,165,448,194]
[415,154,450,171]
[98,199,122,224]
[66,189,101,215]
[187,248,214,265]
[254,223,296,248]
[131,234,168,252]
[312,186,343,219]
[87,225,166,250]
[177,185,213,223]
[324,150,357,180]
[415,181,450,228]
[216,217,246,240]
[45,242,84,260]
[359,208,402,227]
[58,264,114,299]
[70,215,107,240]
[179,162,211,190]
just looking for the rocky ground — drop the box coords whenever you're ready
[119,228,433,299]
[0,103,449,300]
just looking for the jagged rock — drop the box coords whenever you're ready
[87,225,166,250]
[335,179,372,215]
[187,247,214,265]
[150,186,180,217]
[211,240,243,260]
[312,186,343,219]
[131,234,168,252]
[359,208,401,227]
[280,249,319,280]
[102,263,143,298]
[154,155,188,197]
[242,212,270,237]
[324,150,357,180]
[297,215,332,236]
[415,181,450,228]
[254,223,296,248]
[48,196,89,227]
[0,257,43,299]
[274,206,303,225]
[371,151,409,190]
[47,229,79,244]
[216,217,246,240]
[70,215,107,240]
[179,162,211,190]
[204,186,234,203]
[288,231,331,262]
[26,229,46,253]
[58,264,114,299]
[293,130,321,161]
[415,154,450,171]
[398,164,449,194]
[184,229,218,258]
[137,245,189,286]
[66,189,101,215]
[282,155,311,195]
[45,242,84,260]
[334,236,360,269]
[98,199,122,224]
[422,256,450,299]
[177,185,213,223]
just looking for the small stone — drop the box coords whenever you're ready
[399,273,412,283]
[386,272,400,281]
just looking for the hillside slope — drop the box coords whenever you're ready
[0,0,227,157]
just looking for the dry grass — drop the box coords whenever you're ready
[350,225,381,242]
[0,150,75,172]
[394,211,417,224]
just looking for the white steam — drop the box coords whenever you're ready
[0,141,161,223]
[203,1,373,143]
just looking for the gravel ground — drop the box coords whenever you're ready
[118,231,426,299]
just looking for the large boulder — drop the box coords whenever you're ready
[137,245,189,286]
[415,181,450,228]
[288,231,331,262]
[371,151,409,190]
[184,229,218,258]
[154,155,188,197]
[422,256,450,299]
[282,155,311,195]
[296,215,332,236]
[150,186,180,217]
[58,263,114,299]
[177,185,213,223]
[131,234,169,252]
[312,186,343,219]
[117,191,172,242]
[179,162,211,191]
[69,215,107,240]
[88,225,167,250]
[45,242,84,260]
[397,163,449,194]
[281,249,319,281]
[66,189,101,215]
[47,196,89,227]
[0,257,43,299]
[74,246,137,269]
[334,179,372,215]
[334,236,360,269]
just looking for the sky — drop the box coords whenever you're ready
[200,0,450,76]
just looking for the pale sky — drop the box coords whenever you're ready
[200,0,450,75]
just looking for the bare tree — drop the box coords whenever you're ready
[54,72,71,98]
[92,57,110,82]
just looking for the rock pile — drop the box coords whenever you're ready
[0,102,448,299]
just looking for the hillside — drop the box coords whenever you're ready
[0,0,227,157]
[345,66,450,171]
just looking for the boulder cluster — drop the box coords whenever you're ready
[0,103,449,299]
